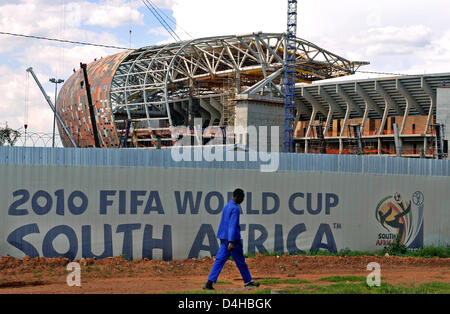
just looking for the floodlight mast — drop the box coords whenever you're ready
[49,77,64,147]
[26,67,77,148]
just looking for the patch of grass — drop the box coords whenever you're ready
[47,265,56,276]
[315,282,370,294]
[245,289,273,294]
[303,284,321,290]
[242,245,450,259]
[305,249,377,257]
[407,246,450,258]
[102,266,112,278]
[383,236,408,255]
[417,282,450,293]
[259,278,310,285]
[216,281,233,285]
[318,276,366,283]
[119,254,132,262]
[32,270,43,281]
[288,281,450,294]
[171,281,450,294]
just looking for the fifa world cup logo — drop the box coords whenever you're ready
[375,192,424,248]
[377,193,411,243]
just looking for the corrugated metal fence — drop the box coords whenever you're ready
[0,146,449,176]
[0,146,448,259]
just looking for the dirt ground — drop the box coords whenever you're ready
[0,254,448,294]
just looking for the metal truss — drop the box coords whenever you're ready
[284,0,298,153]
[109,32,367,144]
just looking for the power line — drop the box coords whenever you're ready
[142,0,181,41]
[146,0,182,41]
[0,31,130,50]
[149,0,194,39]
[140,0,181,42]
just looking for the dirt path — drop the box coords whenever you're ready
[0,255,448,294]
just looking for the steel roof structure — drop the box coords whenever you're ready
[109,32,367,130]
[57,32,367,148]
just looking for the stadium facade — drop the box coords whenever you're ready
[295,73,450,158]
[55,32,450,158]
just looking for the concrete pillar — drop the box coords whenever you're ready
[236,71,241,94]
[188,93,194,128]
[437,88,450,141]
[234,95,284,152]
[423,137,427,157]
[393,123,402,157]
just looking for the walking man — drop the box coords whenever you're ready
[203,188,260,290]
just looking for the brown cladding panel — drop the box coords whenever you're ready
[56,51,131,147]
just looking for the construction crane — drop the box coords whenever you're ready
[284,0,297,153]
[26,67,78,148]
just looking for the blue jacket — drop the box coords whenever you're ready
[217,200,241,242]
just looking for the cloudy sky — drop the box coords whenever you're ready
[1,0,450,136]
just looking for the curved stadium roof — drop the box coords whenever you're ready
[57,32,367,148]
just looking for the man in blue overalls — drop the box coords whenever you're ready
[203,188,260,290]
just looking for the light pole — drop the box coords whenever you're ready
[49,78,64,147]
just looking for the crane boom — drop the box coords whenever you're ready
[26,67,78,148]
[284,0,298,153]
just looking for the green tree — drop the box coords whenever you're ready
[0,123,21,146]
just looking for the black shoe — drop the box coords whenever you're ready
[203,280,215,290]
[244,281,260,288]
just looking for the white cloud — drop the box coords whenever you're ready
[84,0,144,28]
[171,0,287,40]
[356,25,432,56]
[0,1,143,47]
[405,30,450,74]
[0,65,52,133]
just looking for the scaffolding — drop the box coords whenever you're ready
[347,124,363,155]
[221,77,237,127]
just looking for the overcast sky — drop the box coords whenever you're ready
[1,0,450,136]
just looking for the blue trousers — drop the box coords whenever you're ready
[208,239,252,283]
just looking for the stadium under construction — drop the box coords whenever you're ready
[50,31,450,159]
